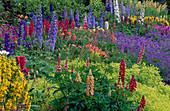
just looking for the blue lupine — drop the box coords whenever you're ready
[18,20,26,46]
[42,7,44,15]
[99,9,103,18]
[110,0,113,13]
[120,1,124,15]
[130,4,133,15]
[33,15,37,23]
[4,33,11,52]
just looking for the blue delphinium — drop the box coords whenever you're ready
[48,11,58,53]
[64,6,67,19]
[29,12,34,17]
[34,4,43,47]
[18,20,26,46]
[50,3,53,12]
[75,9,80,28]
[92,15,95,28]
[69,9,74,26]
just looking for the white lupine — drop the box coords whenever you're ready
[0,50,9,55]
[105,21,109,30]
[113,0,121,23]
[139,4,145,25]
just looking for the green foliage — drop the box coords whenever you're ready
[29,77,62,110]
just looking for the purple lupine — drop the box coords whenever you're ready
[92,15,95,28]
[87,15,92,29]
[125,4,130,17]
[134,6,138,16]
[48,11,58,53]
[69,9,73,26]
[42,7,44,15]
[33,15,37,23]
[130,4,133,15]
[64,6,67,19]
[99,8,103,18]
[75,9,80,28]
[34,5,43,47]
[26,42,31,49]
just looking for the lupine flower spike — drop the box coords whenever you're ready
[75,73,82,83]
[129,75,137,92]
[71,64,74,74]
[136,105,141,111]
[140,95,146,108]
[86,57,90,68]
[64,57,69,69]
[137,43,145,63]
[56,54,62,72]
[118,59,125,87]
[86,69,94,96]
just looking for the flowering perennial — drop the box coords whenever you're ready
[86,69,94,96]
[118,59,125,87]
[137,43,145,63]
[129,75,137,92]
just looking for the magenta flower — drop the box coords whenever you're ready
[64,57,69,69]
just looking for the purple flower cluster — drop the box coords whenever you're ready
[114,32,170,83]
[4,33,15,55]
[18,20,26,46]
[75,9,80,28]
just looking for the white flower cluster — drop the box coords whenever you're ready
[139,4,145,25]
[0,50,9,55]
[113,0,121,23]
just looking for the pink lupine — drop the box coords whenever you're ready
[56,54,62,72]
[71,64,74,74]
[64,57,69,69]
[19,55,26,69]
[129,75,137,92]
[86,57,90,68]
[113,22,116,28]
[137,43,145,63]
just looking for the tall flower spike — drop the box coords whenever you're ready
[29,21,34,38]
[86,69,94,96]
[71,19,75,31]
[140,95,146,108]
[137,43,145,63]
[118,59,125,87]
[75,73,82,83]
[71,64,74,74]
[86,57,90,68]
[56,54,62,72]
[64,57,69,69]
[136,105,141,111]
[129,75,137,92]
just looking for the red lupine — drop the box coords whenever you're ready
[64,57,69,69]
[60,20,64,28]
[118,59,125,87]
[22,67,29,74]
[25,23,28,37]
[71,19,75,31]
[86,57,90,68]
[56,54,62,72]
[57,19,60,28]
[140,95,146,108]
[71,64,74,74]
[137,43,145,63]
[129,75,137,92]
[19,55,26,69]
[29,21,34,38]
[65,19,69,28]
[83,22,88,30]
[136,105,141,111]
[45,20,50,34]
